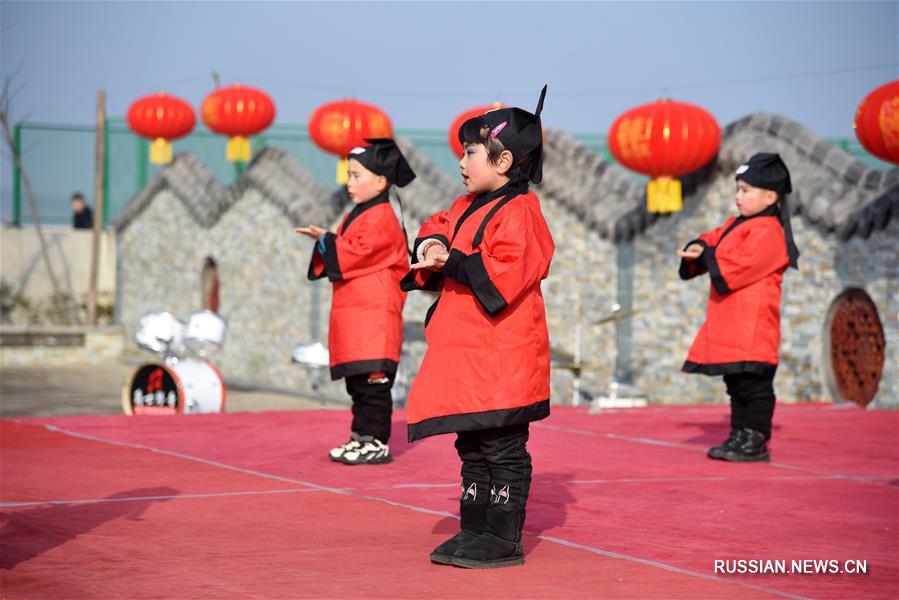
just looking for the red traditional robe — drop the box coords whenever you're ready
[679,207,789,376]
[308,193,408,380]
[402,181,555,442]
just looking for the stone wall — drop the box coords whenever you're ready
[117,188,348,401]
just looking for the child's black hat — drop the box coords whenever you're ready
[735,153,792,195]
[347,138,416,188]
[736,152,800,269]
[458,85,547,184]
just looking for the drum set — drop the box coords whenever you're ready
[123,310,227,415]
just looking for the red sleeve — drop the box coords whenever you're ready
[705,223,788,294]
[308,251,326,280]
[449,202,554,316]
[308,208,405,282]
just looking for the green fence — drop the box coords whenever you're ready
[3,119,887,227]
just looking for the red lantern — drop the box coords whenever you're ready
[127,92,196,164]
[853,80,899,165]
[308,99,393,184]
[201,84,276,162]
[608,99,721,213]
[448,103,504,158]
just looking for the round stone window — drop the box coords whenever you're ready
[823,288,885,407]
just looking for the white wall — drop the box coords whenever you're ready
[0,225,116,305]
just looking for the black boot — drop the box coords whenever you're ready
[720,429,770,462]
[430,482,487,565]
[451,505,525,569]
[707,429,742,460]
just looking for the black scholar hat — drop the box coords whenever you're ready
[458,85,547,184]
[735,152,792,195]
[347,138,416,188]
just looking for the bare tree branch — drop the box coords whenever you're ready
[1,66,81,324]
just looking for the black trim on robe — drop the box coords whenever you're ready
[330,358,398,381]
[442,250,508,317]
[704,246,731,295]
[471,187,525,248]
[307,232,341,281]
[341,192,390,234]
[682,360,777,378]
[451,181,524,241]
[306,193,393,283]
[424,298,440,327]
[400,269,444,292]
[698,205,780,295]
[321,232,342,281]
[465,253,507,316]
[678,239,709,280]
[441,249,470,284]
[408,399,550,442]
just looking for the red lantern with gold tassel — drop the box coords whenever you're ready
[308,99,393,184]
[447,103,505,158]
[853,80,899,165]
[127,92,196,164]
[201,84,276,162]
[608,99,720,213]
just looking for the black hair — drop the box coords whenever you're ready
[458,119,532,183]
[71,192,85,201]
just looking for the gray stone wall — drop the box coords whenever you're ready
[117,188,348,401]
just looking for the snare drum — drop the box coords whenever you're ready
[185,310,226,355]
[123,358,226,415]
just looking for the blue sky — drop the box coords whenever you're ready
[1,1,896,136]
[1,1,896,223]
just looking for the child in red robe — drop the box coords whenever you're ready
[296,139,414,465]
[678,153,799,462]
[403,86,554,568]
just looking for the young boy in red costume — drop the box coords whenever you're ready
[402,86,554,568]
[296,139,414,465]
[678,153,800,462]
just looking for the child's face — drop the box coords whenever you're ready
[735,180,778,217]
[459,143,509,194]
[346,159,388,204]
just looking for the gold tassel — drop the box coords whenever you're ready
[227,136,251,162]
[647,177,682,213]
[336,158,348,185]
[150,138,173,164]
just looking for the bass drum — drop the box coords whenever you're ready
[123,359,226,415]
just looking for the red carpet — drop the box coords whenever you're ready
[2,404,896,598]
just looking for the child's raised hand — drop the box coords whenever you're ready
[676,243,704,260]
[294,225,327,239]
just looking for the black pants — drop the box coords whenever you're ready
[724,372,776,439]
[345,373,394,443]
[455,424,532,513]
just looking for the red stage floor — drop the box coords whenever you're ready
[2,404,896,598]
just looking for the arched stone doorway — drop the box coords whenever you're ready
[202,257,220,313]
